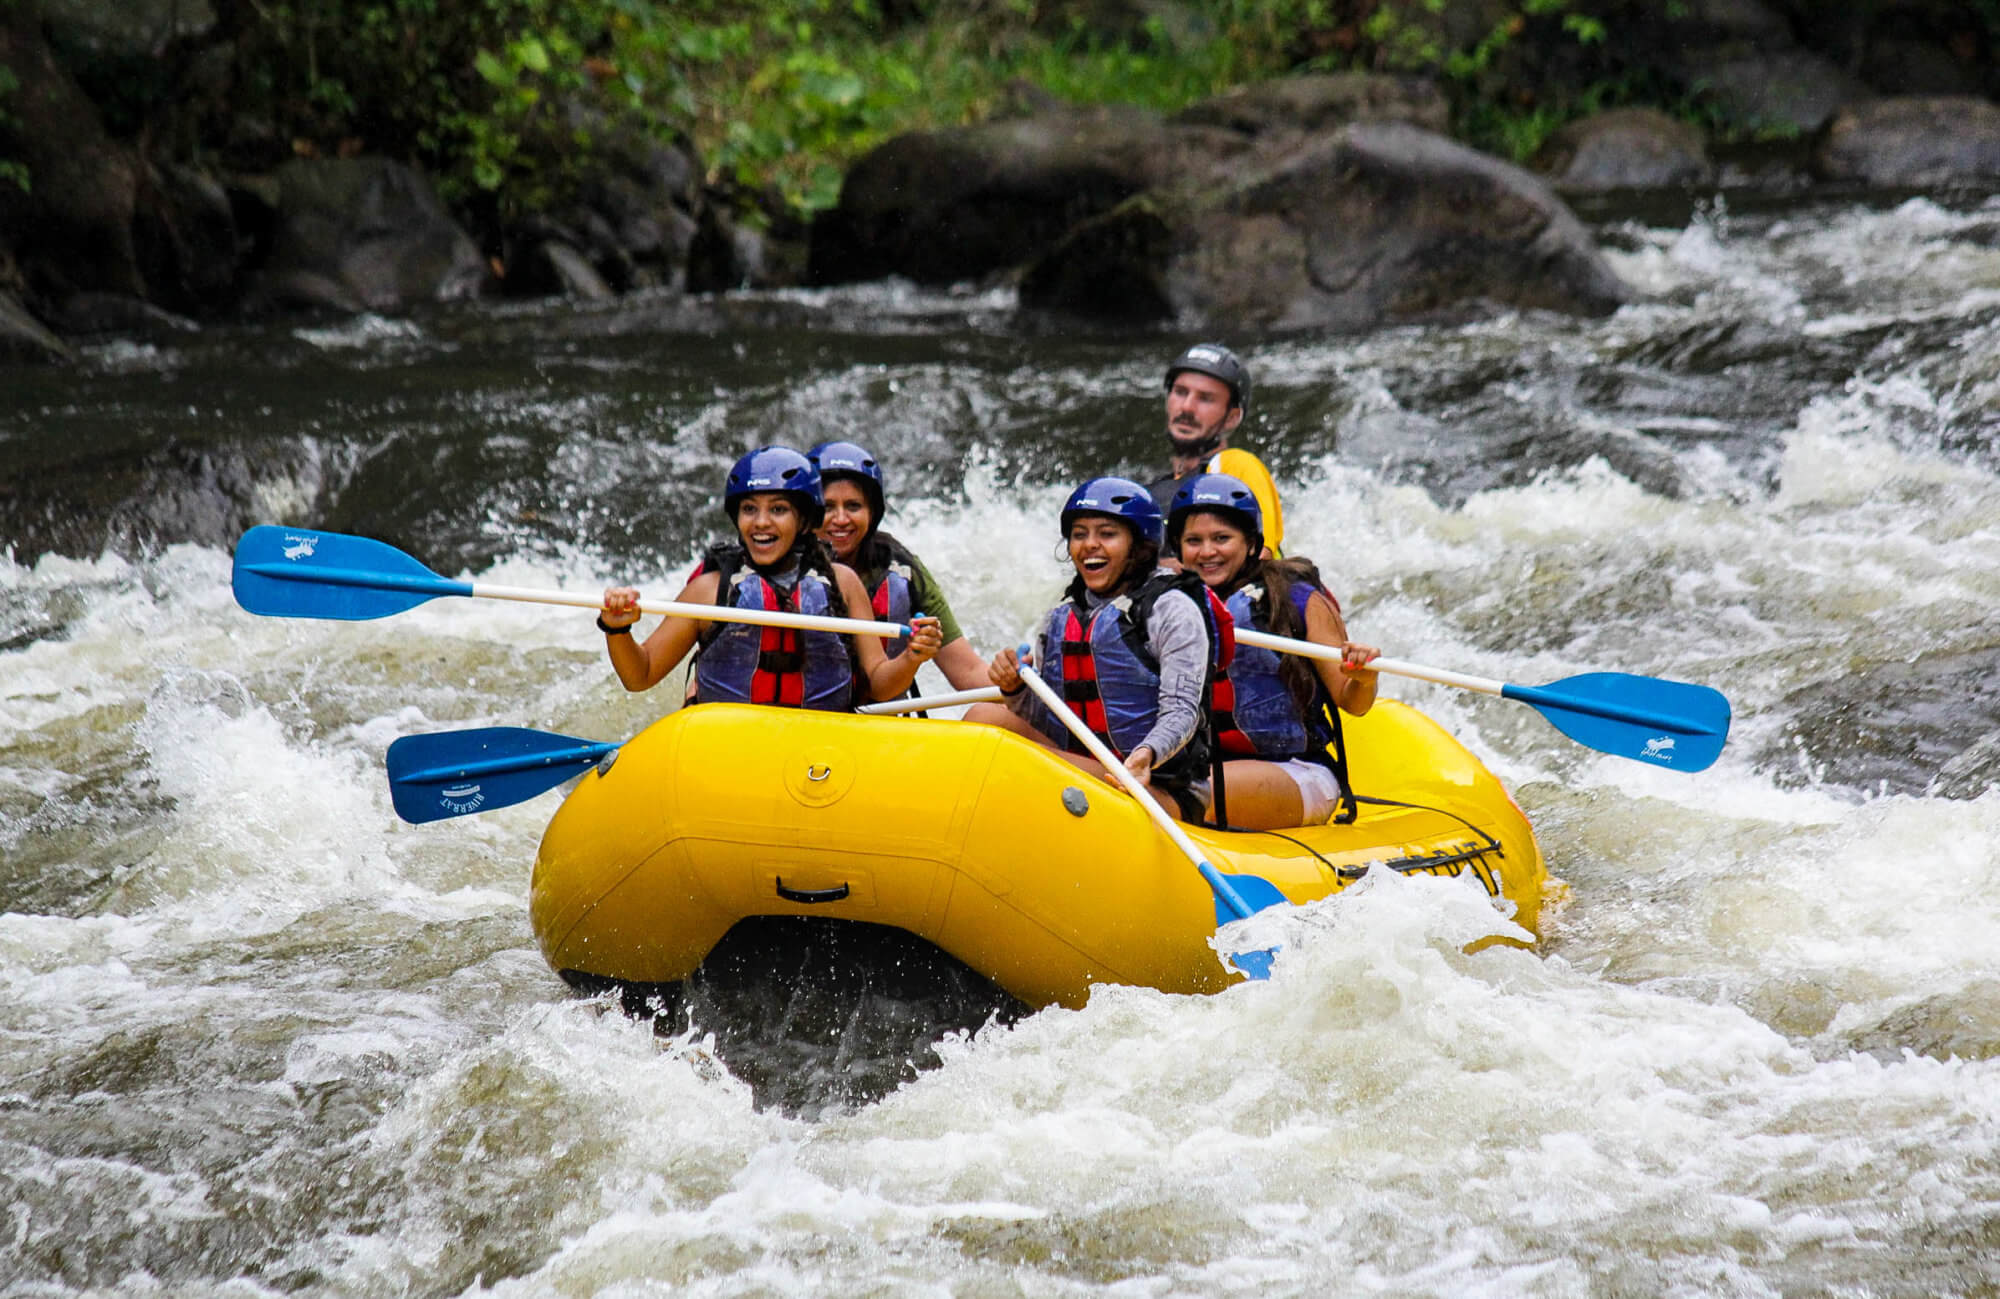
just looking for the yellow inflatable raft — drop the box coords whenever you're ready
[529,700,1545,1009]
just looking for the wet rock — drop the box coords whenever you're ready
[1840,980,2000,1063]
[509,240,613,302]
[1532,108,1714,192]
[1173,73,1449,136]
[809,103,1251,286]
[37,0,217,59]
[1861,34,1988,96]
[686,206,753,294]
[0,13,147,302]
[0,290,74,364]
[691,188,810,293]
[133,164,240,317]
[1813,96,2000,187]
[505,103,704,294]
[1663,0,1797,47]
[243,158,493,314]
[1931,729,2000,800]
[1789,1,1992,96]
[1020,121,1631,332]
[44,290,197,336]
[1761,645,2000,796]
[1689,48,1874,133]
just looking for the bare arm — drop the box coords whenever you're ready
[1304,591,1378,717]
[600,573,715,692]
[933,635,990,691]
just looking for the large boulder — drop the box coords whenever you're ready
[133,163,241,316]
[1172,73,1449,137]
[36,0,217,59]
[511,102,703,293]
[0,288,74,364]
[1020,122,1631,331]
[1658,0,1798,48]
[1532,108,1714,192]
[1813,95,2000,186]
[244,158,494,313]
[1687,48,1875,132]
[0,12,147,302]
[808,103,1251,285]
[809,78,1456,288]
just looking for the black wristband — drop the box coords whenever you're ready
[597,614,633,637]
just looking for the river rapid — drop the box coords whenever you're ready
[4,194,2000,1295]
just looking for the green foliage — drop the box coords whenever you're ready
[76,0,1884,230]
[229,0,664,219]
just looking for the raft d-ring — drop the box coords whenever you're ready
[806,763,832,782]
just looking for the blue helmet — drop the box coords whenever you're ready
[1060,476,1163,548]
[807,440,886,523]
[1167,472,1263,548]
[723,446,823,525]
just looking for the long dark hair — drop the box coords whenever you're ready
[1229,553,1330,716]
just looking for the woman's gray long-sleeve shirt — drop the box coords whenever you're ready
[1010,568,1208,764]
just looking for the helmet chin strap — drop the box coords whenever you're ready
[1168,424,1226,462]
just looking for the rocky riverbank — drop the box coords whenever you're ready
[5,0,2000,363]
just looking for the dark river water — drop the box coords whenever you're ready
[3,194,1999,1295]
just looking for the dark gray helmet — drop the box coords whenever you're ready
[1164,343,1250,413]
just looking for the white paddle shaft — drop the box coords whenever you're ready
[466,581,909,639]
[1231,629,1505,698]
[856,687,1003,715]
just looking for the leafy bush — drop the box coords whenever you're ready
[64,0,1970,232]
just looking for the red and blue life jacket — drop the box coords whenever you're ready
[1033,569,1230,788]
[692,544,853,712]
[858,531,920,659]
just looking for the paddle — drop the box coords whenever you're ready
[1012,649,1285,979]
[857,687,1000,716]
[859,638,1728,770]
[1229,629,1731,772]
[231,525,912,638]
[386,727,620,824]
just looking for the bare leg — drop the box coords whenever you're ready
[963,701,1058,746]
[1212,761,1307,830]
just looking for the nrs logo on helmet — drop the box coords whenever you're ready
[1163,343,1250,413]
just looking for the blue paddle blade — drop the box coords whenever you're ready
[387,727,618,824]
[1200,864,1287,979]
[233,526,471,621]
[1504,672,1732,772]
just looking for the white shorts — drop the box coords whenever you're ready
[1276,758,1345,825]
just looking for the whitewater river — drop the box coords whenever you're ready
[4,194,1999,1295]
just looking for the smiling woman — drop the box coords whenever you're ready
[1167,472,1380,831]
[597,445,944,708]
[964,476,1223,821]
[808,439,990,692]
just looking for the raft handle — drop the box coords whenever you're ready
[776,877,850,904]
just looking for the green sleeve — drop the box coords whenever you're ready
[908,556,965,645]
